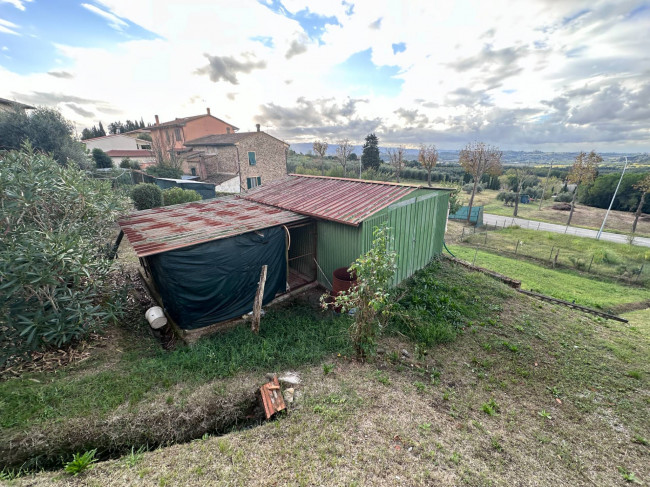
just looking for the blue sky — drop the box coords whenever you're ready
[0,0,157,74]
[1,0,649,151]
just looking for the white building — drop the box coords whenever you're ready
[83,134,152,152]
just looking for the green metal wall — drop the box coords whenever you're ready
[316,220,361,288]
[361,191,449,286]
[315,191,448,289]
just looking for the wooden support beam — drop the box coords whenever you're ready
[252,265,268,334]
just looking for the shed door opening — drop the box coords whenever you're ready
[286,221,317,291]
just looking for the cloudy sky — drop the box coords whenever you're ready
[1,0,649,151]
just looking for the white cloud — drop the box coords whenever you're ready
[2,0,649,150]
[0,0,32,11]
[81,3,128,31]
[0,17,20,35]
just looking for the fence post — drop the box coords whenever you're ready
[549,246,554,262]
[515,240,520,255]
[461,227,465,240]
[537,222,540,230]
[472,249,478,266]
[587,255,594,272]
[484,231,488,244]
[553,249,559,268]
[637,264,644,281]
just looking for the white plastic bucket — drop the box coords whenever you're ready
[145,306,167,329]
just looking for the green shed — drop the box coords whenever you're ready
[244,175,450,288]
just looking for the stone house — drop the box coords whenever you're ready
[183,126,288,192]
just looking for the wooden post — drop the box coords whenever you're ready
[251,265,268,334]
[587,255,594,272]
[472,249,478,266]
[461,227,465,240]
[549,246,555,262]
[515,240,520,255]
[553,250,559,268]
[484,231,488,245]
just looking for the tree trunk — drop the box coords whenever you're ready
[467,179,479,223]
[632,191,646,234]
[567,189,577,226]
[513,183,521,217]
[427,169,431,187]
[321,157,324,176]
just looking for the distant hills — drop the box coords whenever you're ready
[288,143,650,166]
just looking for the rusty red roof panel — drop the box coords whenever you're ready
[119,196,308,257]
[242,175,419,226]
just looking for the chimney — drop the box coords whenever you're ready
[256,123,260,132]
[207,107,211,115]
[155,115,160,126]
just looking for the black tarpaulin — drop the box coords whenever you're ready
[147,226,286,330]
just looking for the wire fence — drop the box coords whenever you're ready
[459,227,649,285]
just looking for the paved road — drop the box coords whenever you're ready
[483,213,650,248]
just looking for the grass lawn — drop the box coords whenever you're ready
[5,260,648,486]
[461,226,650,285]
[460,189,650,238]
[448,245,650,311]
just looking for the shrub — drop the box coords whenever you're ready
[497,191,517,206]
[555,192,573,203]
[131,183,162,210]
[462,183,483,194]
[119,158,140,170]
[146,164,182,179]
[0,146,128,365]
[162,187,202,206]
[321,224,397,359]
[91,148,112,169]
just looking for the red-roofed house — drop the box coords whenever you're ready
[149,108,238,154]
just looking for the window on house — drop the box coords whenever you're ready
[174,127,182,140]
[248,151,256,165]
[191,167,196,176]
[246,176,262,189]
[226,127,231,134]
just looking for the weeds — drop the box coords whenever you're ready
[322,364,335,375]
[123,446,147,468]
[626,370,642,380]
[481,399,500,416]
[538,410,552,420]
[618,467,641,484]
[64,449,97,476]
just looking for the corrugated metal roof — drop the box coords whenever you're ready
[242,175,420,226]
[119,196,308,257]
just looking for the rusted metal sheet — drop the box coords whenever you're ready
[243,175,419,226]
[260,376,286,419]
[118,196,308,257]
